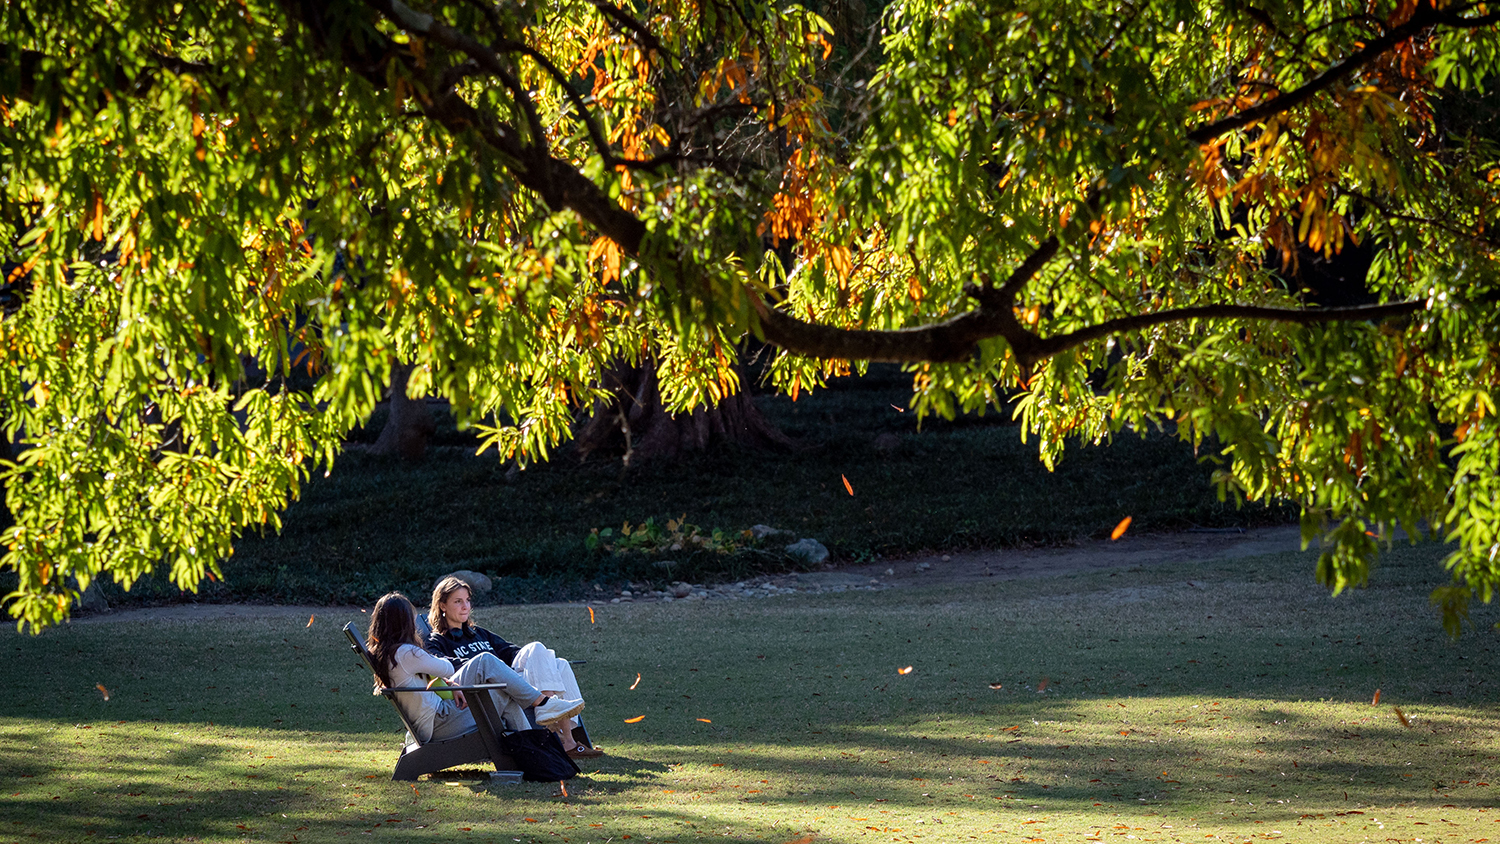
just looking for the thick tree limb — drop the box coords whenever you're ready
[1027,299,1426,365]
[754,295,1426,368]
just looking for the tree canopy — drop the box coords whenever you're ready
[2,0,1499,631]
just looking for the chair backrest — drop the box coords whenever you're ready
[344,622,426,741]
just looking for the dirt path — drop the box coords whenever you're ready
[842,523,1307,588]
[70,525,1307,626]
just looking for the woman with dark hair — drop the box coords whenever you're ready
[426,575,601,758]
[365,592,584,744]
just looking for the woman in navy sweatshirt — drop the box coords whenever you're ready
[425,575,602,758]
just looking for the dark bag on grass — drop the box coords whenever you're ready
[500,729,581,781]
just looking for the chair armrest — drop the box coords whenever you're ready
[380,683,508,696]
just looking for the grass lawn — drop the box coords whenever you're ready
[4,541,1498,843]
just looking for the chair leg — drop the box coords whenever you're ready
[571,715,593,749]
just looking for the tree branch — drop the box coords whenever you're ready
[1027,299,1426,362]
[586,0,674,60]
[753,296,1426,368]
[1185,2,1445,144]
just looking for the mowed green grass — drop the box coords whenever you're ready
[4,542,1499,843]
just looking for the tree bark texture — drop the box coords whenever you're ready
[371,361,437,461]
[574,363,793,465]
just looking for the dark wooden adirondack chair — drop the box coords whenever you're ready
[343,622,525,781]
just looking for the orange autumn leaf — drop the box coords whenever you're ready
[306,614,315,628]
[1372,688,1381,705]
[697,718,712,723]
[1394,706,1411,728]
[91,192,104,241]
[630,673,641,690]
[891,405,905,412]
[782,836,816,844]
[1110,516,1133,540]
[625,715,646,724]
[842,474,854,496]
[96,683,110,701]
[588,607,595,624]
[559,780,568,797]
[897,665,913,675]
[1037,677,1050,692]
[988,682,1003,690]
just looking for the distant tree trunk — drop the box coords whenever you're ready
[371,361,436,461]
[574,362,793,465]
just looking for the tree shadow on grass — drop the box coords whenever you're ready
[590,699,1500,824]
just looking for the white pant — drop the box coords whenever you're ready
[511,642,584,704]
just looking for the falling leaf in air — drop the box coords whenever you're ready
[1037,677,1050,692]
[306,614,315,628]
[625,715,646,724]
[988,682,1003,690]
[559,780,568,798]
[891,405,906,413]
[697,718,712,723]
[409,784,418,796]
[1110,516,1132,540]
[588,607,595,624]
[1394,706,1411,728]
[96,684,110,701]
[1372,688,1381,706]
[630,673,641,690]
[897,666,913,675]
[842,474,854,496]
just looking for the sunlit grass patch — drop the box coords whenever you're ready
[4,542,1499,842]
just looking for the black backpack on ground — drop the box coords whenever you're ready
[499,729,582,782]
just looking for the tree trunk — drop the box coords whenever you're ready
[370,362,436,461]
[574,362,793,465]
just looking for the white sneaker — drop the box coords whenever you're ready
[534,696,584,726]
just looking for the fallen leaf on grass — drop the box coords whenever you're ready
[1394,706,1411,728]
[697,718,712,723]
[897,666,913,675]
[625,715,646,724]
[559,781,568,797]
[842,474,854,496]
[306,614,315,628]
[988,682,1003,689]
[1111,516,1132,540]
[1372,688,1381,705]
[1037,677,1050,692]
[782,835,815,844]
[630,673,641,690]
[96,684,110,701]
[588,607,595,624]
[408,784,418,796]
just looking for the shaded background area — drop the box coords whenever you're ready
[69,365,1290,609]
